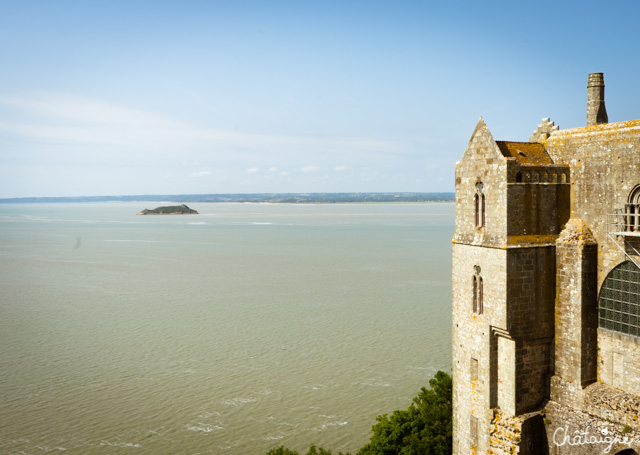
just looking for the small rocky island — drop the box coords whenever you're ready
[137,204,199,215]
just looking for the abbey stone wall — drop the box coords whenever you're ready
[452,74,640,455]
[543,118,640,455]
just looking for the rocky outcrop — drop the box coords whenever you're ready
[137,204,198,215]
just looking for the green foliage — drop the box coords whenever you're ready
[266,445,350,455]
[265,371,452,455]
[267,447,300,455]
[357,371,452,455]
[306,444,349,455]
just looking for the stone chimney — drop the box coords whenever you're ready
[587,73,608,126]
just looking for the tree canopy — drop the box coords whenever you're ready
[266,370,452,455]
[357,370,452,455]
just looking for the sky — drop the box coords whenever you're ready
[1,1,639,198]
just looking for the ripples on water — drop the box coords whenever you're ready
[0,202,453,455]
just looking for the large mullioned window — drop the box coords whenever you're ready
[624,184,640,232]
[599,261,640,337]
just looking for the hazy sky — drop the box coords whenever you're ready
[1,1,639,198]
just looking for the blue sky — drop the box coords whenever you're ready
[1,1,639,198]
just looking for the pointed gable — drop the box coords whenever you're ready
[455,117,510,247]
[459,117,505,165]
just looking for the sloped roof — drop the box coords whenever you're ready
[495,141,554,166]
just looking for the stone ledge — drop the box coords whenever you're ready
[584,382,640,427]
[544,399,640,455]
[598,328,640,348]
[548,119,640,140]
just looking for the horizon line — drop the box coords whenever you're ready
[0,191,455,204]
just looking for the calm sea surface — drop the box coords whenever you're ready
[0,202,453,455]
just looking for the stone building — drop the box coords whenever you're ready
[451,73,640,454]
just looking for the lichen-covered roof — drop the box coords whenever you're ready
[557,218,596,245]
[546,119,640,145]
[495,141,554,166]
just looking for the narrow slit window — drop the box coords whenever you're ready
[475,183,485,228]
[470,415,478,450]
[473,265,483,315]
[472,275,478,313]
[478,277,484,315]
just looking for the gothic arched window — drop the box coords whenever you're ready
[478,276,484,314]
[472,275,478,313]
[624,184,640,232]
[474,194,479,227]
[599,261,640,338]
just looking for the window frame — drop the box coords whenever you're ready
[624,184,640,232]
[598,260,640,338]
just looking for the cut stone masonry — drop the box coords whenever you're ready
[452,74,640,455]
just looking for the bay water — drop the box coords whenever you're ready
[0,202,453,455]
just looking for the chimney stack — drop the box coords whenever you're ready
[587,73,608,126]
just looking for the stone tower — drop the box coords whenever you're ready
[451,120,570,454]
[451,74,640,454]
[587,72,608,126]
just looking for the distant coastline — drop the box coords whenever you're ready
[0,192,455,204]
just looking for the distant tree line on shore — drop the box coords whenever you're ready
[0,192,454,204]
[266,371,452,455]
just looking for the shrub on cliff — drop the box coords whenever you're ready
[357,370,452,455]
[265,371,452,455]
[266,444,350,455]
